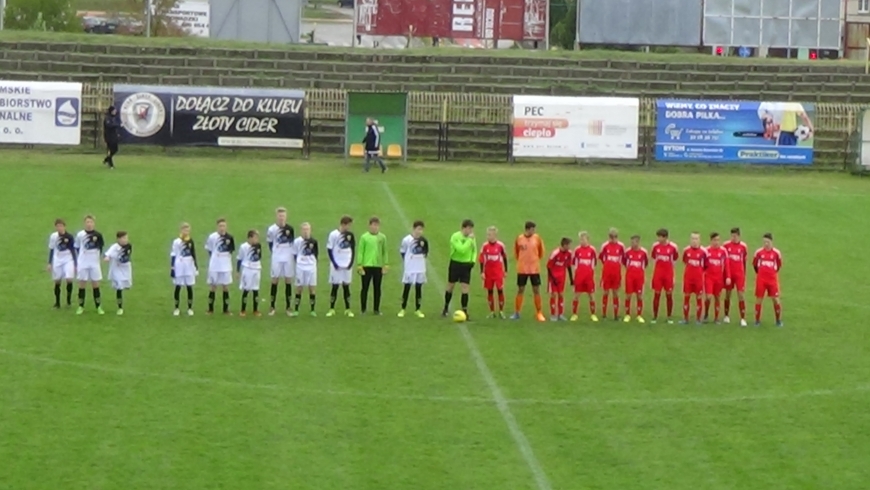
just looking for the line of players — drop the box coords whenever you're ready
[46,211,784,325]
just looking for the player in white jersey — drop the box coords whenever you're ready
[74,215,106,315]
[103,231,133,315]
[326,215,356,317]
[170,222,198,316]
[205,218,236,315]
[237,230,263,317]
[291,222,319,317]
[266,207,296,316]
[398,220,429,318]
[47,218,77,309]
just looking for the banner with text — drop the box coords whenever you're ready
[512,95,639,159]
[655,99,815,164]
[0,81,82,145]
[113,84,305,148]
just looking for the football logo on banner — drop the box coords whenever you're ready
[120,92,167,138]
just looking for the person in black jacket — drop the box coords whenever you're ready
[103,106,120,169]
[362,118,387,173]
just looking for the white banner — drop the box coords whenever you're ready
[512,95,640,159]
[0,81,82,145]
[167,1,210,37]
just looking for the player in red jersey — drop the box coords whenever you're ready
[704,232,731,324]
[546,238,573,321]
[722,227,749,327]
[598,228,625,321]
[649,228,679,324]
[753,233,783,327]
[622,235,649,323]
[570,231,598,322]
[680,232,707,324]
[479,226,508,319]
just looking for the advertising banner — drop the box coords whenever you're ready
[355,0,547,41]
[0,81,82,145]
[166,0,210,37]
[512,95,639,159]
[345,92,408,159]
[655,100,815,164]
[113,84,305,148]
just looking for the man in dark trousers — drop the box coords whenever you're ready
[362,118,387,173]
[103,106,120,169]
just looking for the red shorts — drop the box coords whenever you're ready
[705,276,724,296]
[548,276,567,294]
[573,275,595,294]
[755,279,779,298]
[651,273,674,293]
[483,276,504,290]
[600,270,621,290]
[725,274,746,292]
[683,277,704,295]
[625,273,644,295]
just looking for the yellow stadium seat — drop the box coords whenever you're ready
[349,143,364,157]
[387,144,403,158]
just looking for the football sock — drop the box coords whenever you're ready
[460,293,469,314]
[66,283,73,304]
[572,298,579,315]
[174,286,181,309]
[487,290,495,312]
[666,294,674,317]
[294,293,302,312]
[739,300,746,320]
[309,293,316,312]
[549,296,557,316]
[755,303,762,322]
[93,287,101,308]
[558,297,565,317]
[241,290,248,312]
[443,291,452,312]
[285,284,292,309]
[270,284,278,308]
[612,295,619,318]
[636,298,643,317]
[252,291,259,312]
[330,284,339,309]
[342,284,351,309]
[601,293,609,317]
[222,291,229,313]
[401,283,411,309]
[533,294,542,314]
[208,291,215,312]
[78,287,86,307]
[186,286,194,309]
[515,294,524,314]
[714,299,721,321]
[54,284,61,306]
[589,298,596,315]
[682,294,690,320]
[497,290,505,311]
[414,284,423,311]
[653,292,661,318]
[704,298,711,319]
[774,302,782,322]
[116,289,123,309]
[695,296,702,321]
[624,298,631,317]
[724,298,731,316]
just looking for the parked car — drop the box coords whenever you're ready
[338,0,353,8]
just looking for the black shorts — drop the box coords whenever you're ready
[517,273,542,287]
[447,260,473,284]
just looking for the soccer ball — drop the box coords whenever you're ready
[452,310,467,323]
[795,125,812,142]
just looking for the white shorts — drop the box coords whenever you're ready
[329,267,352,285]
[52,262,75,281]
[402,272,427,284]
[239,268,261,291]
[173,275,195,286]
[295,269,317,287]
[207,271,233,286]
[112,279,132,290]
[76,266,102,282]
[271,261,295,279]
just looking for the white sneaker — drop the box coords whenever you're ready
[740,319,747,327]
[722,316,731,324]
[187,309,195,316]
[173,309,180,316]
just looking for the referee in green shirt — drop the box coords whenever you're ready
[442,219,477,318]
[357,216,388,314]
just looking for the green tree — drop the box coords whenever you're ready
[549,0,576,49]
[125,0,183,37]
[5,0,79,32]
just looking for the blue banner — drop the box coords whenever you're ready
[655,100,815,164]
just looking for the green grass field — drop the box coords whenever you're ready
[1,150,869,490]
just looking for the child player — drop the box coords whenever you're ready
[512,221,546,322]
[205,218,236,315]
[291,222,319,317]
[546,237,573,321]
[680,232,707,325]
[704,232,731,324]
[599,228,625,321]
[104,231,133,315]
[170,222,198,316]
[650,228,679,324]
[326,215,356,317]
[479,226,508,319]
[398,220,429,318]
[47,219,77,309]
[267,207,295,316]
[570,231,598,322]
[722,227,749,326]
[753,233,783,327]
[623,235,648,323]
[237,230,263,317]
[74,215,105,315]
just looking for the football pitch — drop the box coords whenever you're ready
[1,150,869,490]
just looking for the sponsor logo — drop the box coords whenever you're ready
[120,92,166,138]
[55,98,79,127]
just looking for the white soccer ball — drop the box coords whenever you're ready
[795,125,812,142]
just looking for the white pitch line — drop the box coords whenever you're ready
[381,181,554,490]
